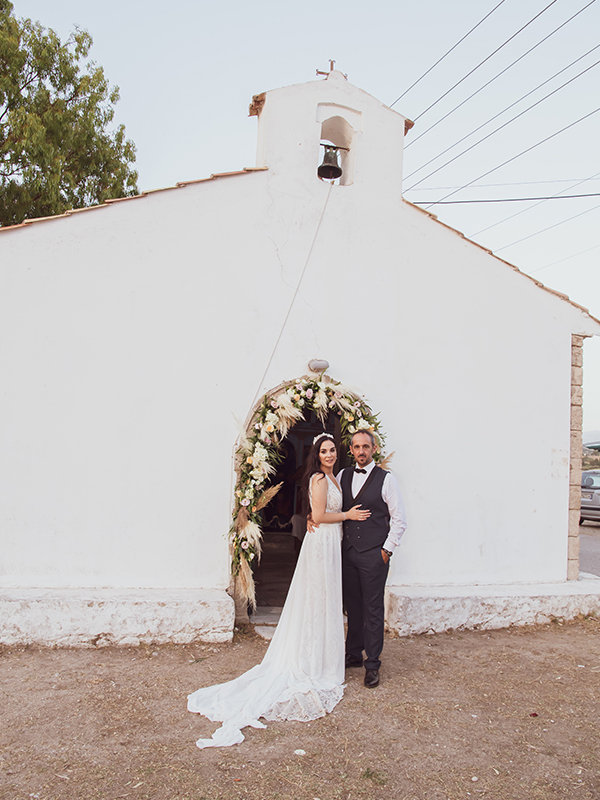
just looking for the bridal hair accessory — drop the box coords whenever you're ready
[313,432,334,445]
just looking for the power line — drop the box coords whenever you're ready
[412,193,600,204]
[470,170,600,236]
[494,202,600,251]
[405,54,600,191]
[249,183,333,411]
[532,243,600,272]
[389,0,509,108]
[404,43,600,181]
[421,107,600,209]
[406,0,597,147]
[409,0,561,124]
[417,177,600,189]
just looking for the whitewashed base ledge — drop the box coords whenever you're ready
[385,575,600,636]
[0,588,235,647]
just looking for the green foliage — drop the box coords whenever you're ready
[0,1,138,226]
[583,452,600,469]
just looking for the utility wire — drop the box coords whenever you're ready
[532,243,600,272]
[470,170,600,236]
[248,183,333,411]
[389,0,509,108]
[410,0,561,124]
[412,193,600,204]
[421,107,600,209]
[406,0,597,146]
[405,43,600,181]
[418,177,600,189]
[494,201,600,250]
[405,54,600,191]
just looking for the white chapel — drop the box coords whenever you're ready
[1,69,600,645]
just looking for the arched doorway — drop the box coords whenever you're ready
[230,374,386,618]
[252,411,353,608]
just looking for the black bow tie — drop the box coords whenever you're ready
[354,468,367,474]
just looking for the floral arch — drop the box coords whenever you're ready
[230,373,387,607]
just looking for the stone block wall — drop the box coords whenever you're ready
[568,334,584,580]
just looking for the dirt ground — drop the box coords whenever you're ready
[1,617,599,800]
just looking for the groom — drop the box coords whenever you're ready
[338,430,407,688]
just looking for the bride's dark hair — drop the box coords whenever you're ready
[301,434,338,514]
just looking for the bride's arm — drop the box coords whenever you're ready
[310,474,370,525]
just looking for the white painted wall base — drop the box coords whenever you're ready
[385,576,600,636]
[0,588,235,646]
[3,579,598,647]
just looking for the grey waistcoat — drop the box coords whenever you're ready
[341,466,389,552]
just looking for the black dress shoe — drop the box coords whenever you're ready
[345,657,363,668]
[364,668,380,688]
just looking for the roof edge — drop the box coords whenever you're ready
[402,198,600,330]
[0,167,268,234]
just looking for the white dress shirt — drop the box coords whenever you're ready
[337,460,407,554]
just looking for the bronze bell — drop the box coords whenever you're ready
[317,146,342,180]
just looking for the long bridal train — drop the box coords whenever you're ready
[187,475,345,748]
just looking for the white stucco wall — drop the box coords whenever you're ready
[1,73,599,643]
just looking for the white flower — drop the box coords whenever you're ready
[305,388,313,399]
[241,541,249,550]
[241,498,250,506]
[253,442,268,464]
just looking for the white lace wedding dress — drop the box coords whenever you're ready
[187,473,345,748]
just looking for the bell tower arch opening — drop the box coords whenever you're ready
[317,105,361,186]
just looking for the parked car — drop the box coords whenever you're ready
[580,470,600,523]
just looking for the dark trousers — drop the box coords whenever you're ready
[342,543,390,671]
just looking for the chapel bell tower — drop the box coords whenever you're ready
[249,66,413,196]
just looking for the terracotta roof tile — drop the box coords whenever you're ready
[0,174,596,328]
[402,198,600,328]
[0,167,268,233]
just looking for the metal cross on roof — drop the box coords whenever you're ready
[316,59,336,76]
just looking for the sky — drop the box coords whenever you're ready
[12,0,600,433]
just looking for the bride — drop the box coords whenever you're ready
[187,432,370,748]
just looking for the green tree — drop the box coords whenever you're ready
[0,0,138,227]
